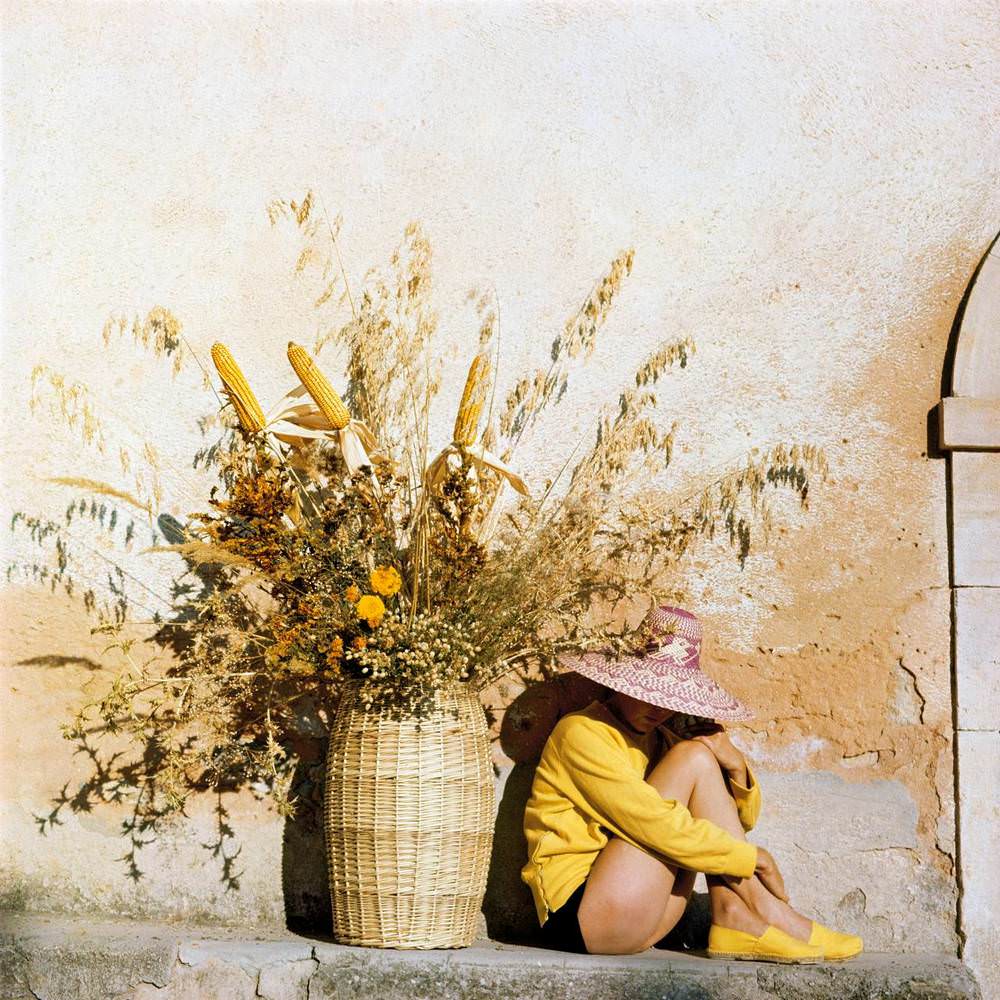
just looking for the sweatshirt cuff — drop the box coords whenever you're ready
[727,765,755,795]
[729,840,758,879]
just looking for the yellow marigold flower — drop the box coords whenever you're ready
[355,594,386,627]
[344,584,361,603]
[370,565,402,597]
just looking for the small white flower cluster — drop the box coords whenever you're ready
[345,611,482,716]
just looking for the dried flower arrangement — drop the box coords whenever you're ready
[12,192,827,839]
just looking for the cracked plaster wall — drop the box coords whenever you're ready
[2,1,999,957]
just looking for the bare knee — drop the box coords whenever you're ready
[581,890,691,955]
[659,737,719,776]
[578,895,662,955]
[639,895,687,951]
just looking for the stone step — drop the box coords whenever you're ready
[0,912,981,1000]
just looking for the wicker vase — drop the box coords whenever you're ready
[323,682,495,948]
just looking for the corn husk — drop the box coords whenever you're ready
[425,443,529,497]
[263,380,385,476]
[424,351,528,496]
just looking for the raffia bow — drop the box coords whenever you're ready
[262,379,385,475]
[425,443,529,496]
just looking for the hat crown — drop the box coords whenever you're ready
[645,604,702,641]
[638,605,702,672]
[560,603,753,722]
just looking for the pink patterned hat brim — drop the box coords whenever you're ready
[561,650,753,722]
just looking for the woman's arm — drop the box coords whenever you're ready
[672,717,761,832]
[548,716,758,879]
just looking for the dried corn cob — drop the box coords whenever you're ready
[287,342,351,429]
[453,353,490,446]
[210,342,265,433]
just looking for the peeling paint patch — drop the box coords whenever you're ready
[738,735,830,768]
[842,751,879,769]
[891,659,927,726]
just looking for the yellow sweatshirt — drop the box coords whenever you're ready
[521,700,761,925]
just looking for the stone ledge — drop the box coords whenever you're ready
[939,396,1000,451]
[0,911,981,1000]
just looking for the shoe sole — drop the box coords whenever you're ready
[707,950,822,964]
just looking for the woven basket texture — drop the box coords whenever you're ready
[324,682,495,948]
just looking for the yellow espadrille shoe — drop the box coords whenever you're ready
[707,924,824,963]
[808,921,864,960]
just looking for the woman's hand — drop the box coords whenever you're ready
[673,716,748,782]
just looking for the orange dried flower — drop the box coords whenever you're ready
[370,565,402,597]
[351,636,367,650]
[355,594,386,627]
[344,584,361,603]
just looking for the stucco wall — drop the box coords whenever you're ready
[2,0,999,958]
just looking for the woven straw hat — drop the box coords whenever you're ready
[561,605,753,722]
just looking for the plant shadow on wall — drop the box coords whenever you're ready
[10,192,827,934]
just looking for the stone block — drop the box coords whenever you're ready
[955,589,1000,731]
[940,397,1000,451]
[957,730,1000,1000]
[132,958,258,1000]
[257,958,320,1000]
[305,943,982,1000]
[951,453,1000,586]
[0,916,177,1000]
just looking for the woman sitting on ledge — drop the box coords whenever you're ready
[507,605,863,962]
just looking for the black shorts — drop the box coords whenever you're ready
[537,879,589,954]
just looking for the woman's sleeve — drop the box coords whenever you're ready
[728,762,762,833]
[552,718,757,878]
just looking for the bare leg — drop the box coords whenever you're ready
[662,741,771,937]
[740,875,814,940]
[578,738,765,954]
[579,738,820,953]
[669,740,814,941]
[577,831,699,953]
